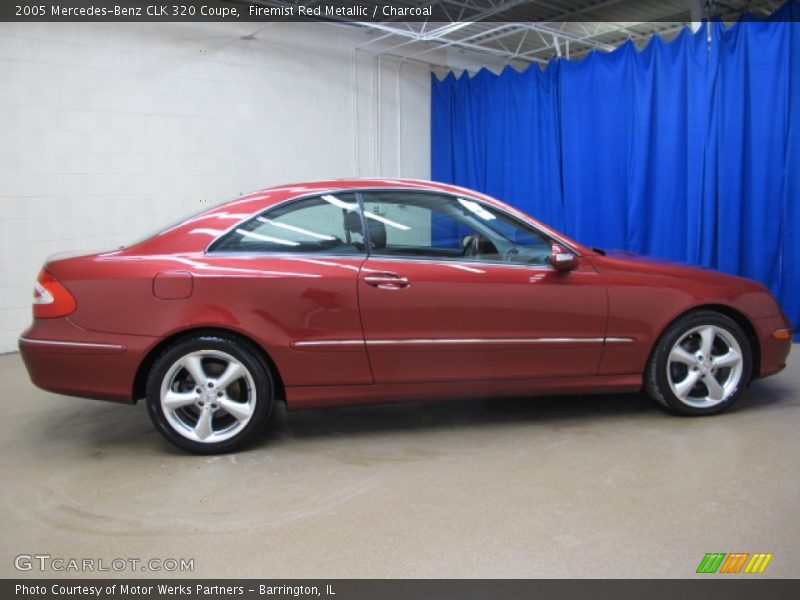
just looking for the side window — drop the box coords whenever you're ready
[360,192,552,265]
[210,194,365,255]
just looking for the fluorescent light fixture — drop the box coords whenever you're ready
[236,228,299,246]
[440,263,485,274]
[322,194,409,231]
[458,198,496,220]
[364,211,411,231]
[321,194,359,211]
[257,217,335,241]
[188,228,225,236]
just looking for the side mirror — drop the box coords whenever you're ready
[550,243,577,271]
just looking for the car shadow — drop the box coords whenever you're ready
[254,375,794,448]
[263,391,650,443]
[32,375,794,455]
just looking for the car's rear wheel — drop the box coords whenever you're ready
[645,311,752,415]
[146,335,273,454]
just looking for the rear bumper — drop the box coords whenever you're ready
[753,315,793,378]
[19,318,157,403]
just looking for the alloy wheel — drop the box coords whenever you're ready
[159,350,257,443]
[665,325,744,409]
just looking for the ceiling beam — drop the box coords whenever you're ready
[541,0,630,21]
[419,0,535,41]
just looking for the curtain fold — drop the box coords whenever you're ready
[430,0,800,339]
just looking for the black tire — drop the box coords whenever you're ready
[146,334,273,454]
[645,311,752,416]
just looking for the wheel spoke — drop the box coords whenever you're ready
[674,371,701,399]
[714,349,740,369]
[215,361,245,391]
[218,397,253,422]
[699,326,716,357]
[183,355,207,387]
[669,346,696,366]
[163,390,198,410]
[704,375,726,401]
[194,409,214,440]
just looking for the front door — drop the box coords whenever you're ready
[355,190,608,384]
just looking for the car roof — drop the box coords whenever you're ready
[125,178,587,256]
[222,178,493,209]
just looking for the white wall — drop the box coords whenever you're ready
[0,22,432,353]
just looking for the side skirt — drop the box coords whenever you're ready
[285,374,642,410]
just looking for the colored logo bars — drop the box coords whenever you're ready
[696,553,773,574]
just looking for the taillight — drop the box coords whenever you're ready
[32,270,77,318]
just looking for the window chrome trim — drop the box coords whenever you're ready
[202,251,369,261]
[204,186,583,258]
[203,250,554,271]
[359,254,555,270]
[19,337,125,350]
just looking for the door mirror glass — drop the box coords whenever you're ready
[550,243,577,271]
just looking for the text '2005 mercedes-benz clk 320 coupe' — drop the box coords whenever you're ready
[19,179,793,453]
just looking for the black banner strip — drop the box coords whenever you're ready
[4,579,800,600]
[3,0,798,23]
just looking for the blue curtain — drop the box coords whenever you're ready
[431,61,565,236]
[431,0,800,340]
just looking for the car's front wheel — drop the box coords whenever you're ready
[146,335,273,454]
[645,311,752,415]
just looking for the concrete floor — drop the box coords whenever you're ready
[0,348,797,579]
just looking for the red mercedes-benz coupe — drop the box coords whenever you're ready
[19,179,792,453]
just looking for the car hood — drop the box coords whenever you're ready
[587,248,786,320]
[601,248,688,263]
[592,248,763,287]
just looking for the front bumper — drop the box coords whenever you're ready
[753,315,793,378]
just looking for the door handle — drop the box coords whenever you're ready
[363,274,410,289]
